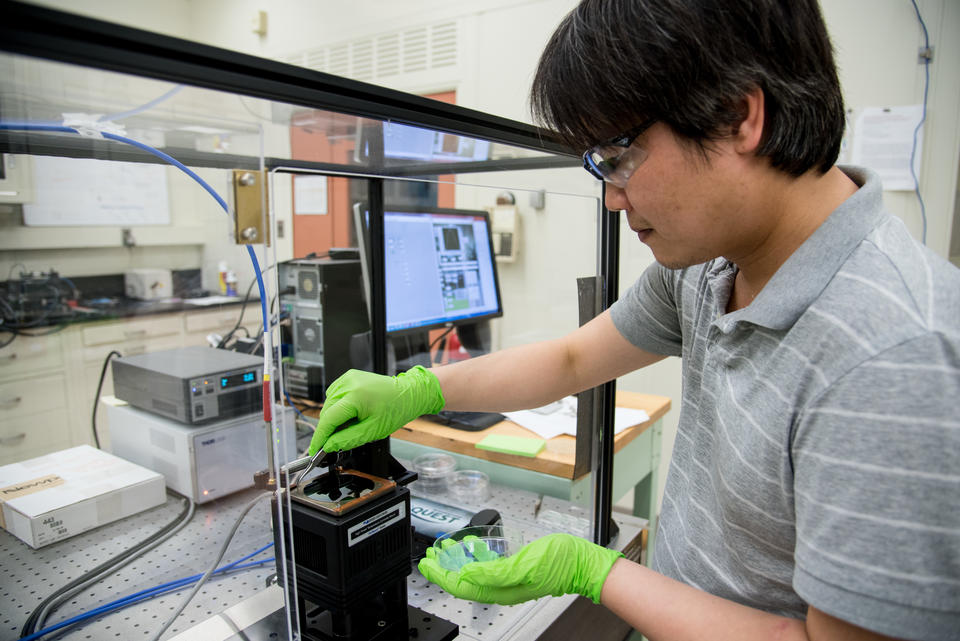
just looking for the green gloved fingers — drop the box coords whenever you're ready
[418,533,623,606]
[308,366,444,455]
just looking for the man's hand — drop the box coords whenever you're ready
[308,366,444,454]
[418,533,622,605]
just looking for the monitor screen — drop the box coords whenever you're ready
[382,122,491,163]
[384,207,502,333]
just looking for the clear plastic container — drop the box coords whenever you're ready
[432,524,524,571]
[412,452,456,494]
[447,469,490,503]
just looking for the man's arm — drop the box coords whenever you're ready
[310,309,662,453]
[601,559,904,641]
[433,309,664,412]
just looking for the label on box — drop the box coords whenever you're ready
[348,503,406,547]
[410,496,473,538]
[0,474,64,529]
[36,514,71,545]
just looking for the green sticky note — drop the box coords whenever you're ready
[475,434,546,457]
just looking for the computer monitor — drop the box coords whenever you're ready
[384,206,502,334]
[382,122,491,163]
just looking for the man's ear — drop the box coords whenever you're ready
[733,86,765,154]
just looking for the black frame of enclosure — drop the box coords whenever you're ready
[596,191,620,546]
[0,1,571,157]
[0,0,620,547]
[0,131,579,176]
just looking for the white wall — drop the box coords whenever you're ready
[26,0,191,39]
[824,0,960,261]
[18,0,960,511]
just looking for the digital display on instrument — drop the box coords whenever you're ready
[220,370,257,389]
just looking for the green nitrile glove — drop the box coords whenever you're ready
[308,366,444,455]
[418,533,623,606]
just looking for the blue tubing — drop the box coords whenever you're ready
[18,543,274,641]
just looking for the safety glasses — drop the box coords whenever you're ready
[582,118,656,188]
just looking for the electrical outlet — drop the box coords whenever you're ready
[251,10,267,37]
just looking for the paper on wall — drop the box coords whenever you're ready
[850,105,924,191]
[293,175,328,214]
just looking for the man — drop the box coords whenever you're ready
[309,0,960,638]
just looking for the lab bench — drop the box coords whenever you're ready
[0,480,646,641]
[0,488,275,641]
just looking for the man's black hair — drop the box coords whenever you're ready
[530,0,845,176]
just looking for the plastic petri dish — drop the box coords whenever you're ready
[447,469,490,503]
[412,452,456,493]
[432,524,523,571]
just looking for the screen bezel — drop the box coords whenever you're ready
[377,204,504,336]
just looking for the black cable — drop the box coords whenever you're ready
[272,286,295,316]
[0,296,16,349]
[0,324,68,350]
[149,492,270,641]
[91,350,122,449]
[21,489,194,637]
[8,324,66,337]
[217,277,259,349]
[429,326,455,352]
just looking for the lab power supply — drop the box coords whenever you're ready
[112,346,264,425]
[105,401,299,503]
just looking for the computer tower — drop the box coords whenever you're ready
[279,258,369,400]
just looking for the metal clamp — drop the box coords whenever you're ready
[292,448,327,488]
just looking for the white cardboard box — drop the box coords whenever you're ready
[0,445,166,549]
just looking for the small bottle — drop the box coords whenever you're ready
[218,261,228,294]
[225,271,238,297]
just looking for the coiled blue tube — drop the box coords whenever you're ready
[18,544,273,641]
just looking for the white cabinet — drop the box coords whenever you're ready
[0,333,70,465]
[0,304,255,463]
[182,307,259,347]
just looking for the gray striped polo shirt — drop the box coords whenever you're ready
[610,166,960,639]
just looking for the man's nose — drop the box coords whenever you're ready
[604,183,628,212]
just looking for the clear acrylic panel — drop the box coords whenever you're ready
[0,52,301,641]
[0,11,622,636]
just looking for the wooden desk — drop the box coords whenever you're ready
[390,391,670,549]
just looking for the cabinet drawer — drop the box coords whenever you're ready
[81,315,182,347]
[0,332,64,378]
[184,308,247,333]
[0,407,71,466]
[0,373,68,420]
[80,334,184,366]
